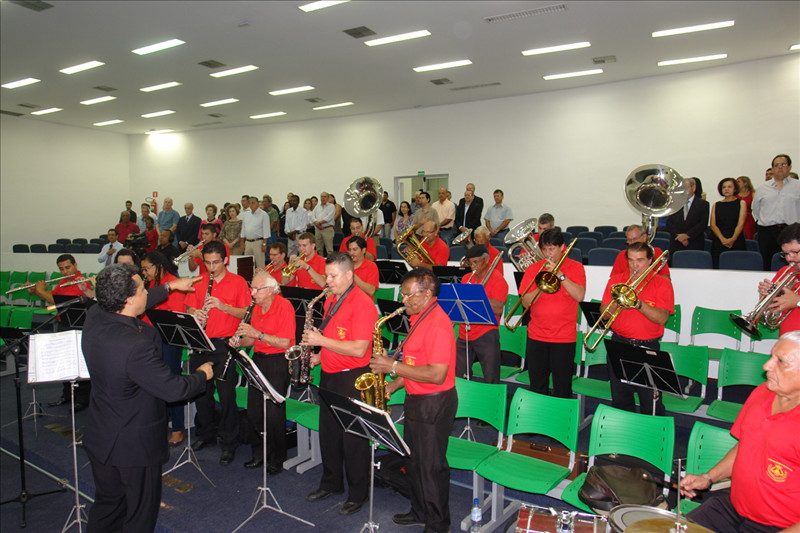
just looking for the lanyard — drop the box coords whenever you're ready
[393,300,437,361]
[319,284,355,332]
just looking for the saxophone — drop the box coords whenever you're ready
[355,306,406,413]
[198,273,214,328]
[285,287,330,389]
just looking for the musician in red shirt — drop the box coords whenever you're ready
[339,218,377,261]
[284,232,326,289]
[347,236,379,298]
[409,220,449,269]
[473,226,503,266]
[188,223,230,275]
[262,242,288,284]
[757,223,800,336]
[143,216,158,252]
[610,224,670,279]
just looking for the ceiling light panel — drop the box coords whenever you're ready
[522,41,590,56]
[299,1,349,13]
[365,30,431,47]
[269,86,315,96]
[80,95,117,105]
[658,54,727,66]
[142,110,176,118]
[94,119,124,126]
[543,69,603,80]
[652,20,734,38]
[210,65,259,78]
[59,60,104,74]
[31,107,62,115]
[200,98,239,107]
[413,60,472,73]
[250,112,287,119]
[132,39,185,55]
[790,44,800,51]
[140,81,181,92]
[312,102,353,110]
[2,78,41,89]
[145,129,174,135]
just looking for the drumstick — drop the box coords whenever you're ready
[641,470,679,490]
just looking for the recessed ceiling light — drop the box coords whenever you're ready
[790,44,800,51]
[365,30,431,47]
[140,81,182,92]
[652,20,734,38]
[141,110,176,118]
[522,41,591,56]
[59,60,104,74]
[94,119,124,126]
[2,77,41,89]
[657,54,727,66]
[269,86,315,96]
[132,39,185,55]
[543,68,603,80]
[145,129,175,135]
[298,0,349,13]
[80,95,117,105]
[413,60,472,73]
[312,102,354,110]
[200,98,239,107]
[210,65,259,78]
[251,112,287,119]
[31,107,62,115]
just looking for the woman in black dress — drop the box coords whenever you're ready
[710,177,746,268]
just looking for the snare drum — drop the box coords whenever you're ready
[608,504,714,533]
[516,504,606,533]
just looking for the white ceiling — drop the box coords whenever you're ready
[1,0,798,135]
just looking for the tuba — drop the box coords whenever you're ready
[731,267,800,338]
[344,176,383,238]
[355,306,406,413]
[395,226,435,266]
[624,164,688,242]
[505,218,544,272]
[285,287,330,388]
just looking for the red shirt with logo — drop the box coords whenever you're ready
[319,286,377,373]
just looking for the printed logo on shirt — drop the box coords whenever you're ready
[404,356,416,366]
[766,458,792,482]
[336,326,347,339]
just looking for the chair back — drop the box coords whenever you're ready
[573,237,598,258]
[12,244,30,253]
[593,226,618,238]
[588,248,619,266]
[690,306,741,347]
[685,422,737,476]
[719,251,762,271]
[661,343,709,385]
[717,348,768,389]
[506,388,579,453]
[454,378,507,434]
[601,237,628,251]
[672,250,712,269]
[577,231,603,243]
[566,226,589,235]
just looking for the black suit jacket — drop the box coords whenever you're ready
[176,214,201,246]
[455,196,484,231]
[82,289,206,467]
[666,197,710,253]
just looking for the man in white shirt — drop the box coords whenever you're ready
[97,229,124,267]
[753,154,800,270]
[284,194,308,257]
[312,191,336,257]
[240,196,270,269]
[432,187,456,245]
[484,189,513,242]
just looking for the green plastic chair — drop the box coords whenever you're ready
[475,389,579,530]
[690,306,742,350]
[0,271,9,283]
[560,403,675,512]
[9,271,28,285]
[664,304,681,343]
[471,325,526,380]
[571,332,612,401]
[659,343,709,414]
[706,348,768,423]
[680,422,738,513]
[374,286,396,303]
[8,307,35,329]
[0,306,13,327]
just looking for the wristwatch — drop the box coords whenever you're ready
[257,333,264,341]
[390,360,399,378]
[558,274,566,282]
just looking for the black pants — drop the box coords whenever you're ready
[688,492,780,533]
[247,353,290,468]
[404,388,458,532]
[456,329,500,384]
[318,366,371,503]
[608,333,665,416]
[756,223,785,271]
[189,338,239,451]
[86,452,162,533]
[527,338,575,398]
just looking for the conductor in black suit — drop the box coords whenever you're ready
[455,187,483,235]
[176,202,202,251]
[666,177,709,255]
[82,263,213,532]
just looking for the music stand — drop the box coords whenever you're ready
[579,301,604,332]
[376,299,411,350]
[52,295,93,330]
[432,265,470,285]
[376,260,408,284]
[227,347,314,532]
[604,339,684,416]
[318,388,410,533]
[147,309,216,485]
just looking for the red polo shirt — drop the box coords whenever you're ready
[354,259,380,291]
[610,247,670,279]
[319,287,377,373]
[402,300,456,395]
[289,253,326,290]
[457,266,508,341]
[115,221,139,244]
[422,238,449,265]
[186,270,251,338]
[340,235,377,259]
[524,258,586,343]
[191,241,231,275]
[250,294,296,355]
[601,269,674,340]
[51,271,86,297]
[142,272,185,326]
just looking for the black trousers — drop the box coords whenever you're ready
[688,492,780,533]
[756,223,785,271]
[86,452,162,533]
[247,353,290,467]
[608,333,665,416]
[456,329,500,384]
[526,338,576,398]
[318,366,371,503]
[405,387,458,532]
[189,338,239,451]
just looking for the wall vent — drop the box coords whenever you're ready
[593,55,617,64]
[1,110,24,117]
[192,121,224,128]
[207,113,226,118]
[198,60,226,69]
[343,26,376,39]
[305,97,324,103]
[10,0,54,12]
[484,4,566,24]
[430,78,453,86]
[93,85,118,92]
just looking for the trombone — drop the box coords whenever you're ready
[731,267,800,338]
[503,239,577,332]
[583,250,670,352]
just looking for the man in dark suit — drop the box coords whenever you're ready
[455,187,483,235]
[82,263,213,532]
[175,202,202,251]
[666,177,709,255]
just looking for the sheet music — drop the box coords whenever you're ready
[28,330,90,383]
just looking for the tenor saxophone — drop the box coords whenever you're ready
[355,306,406,413]
[285,287,330,389]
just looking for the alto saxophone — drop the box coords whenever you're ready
[197,273,214,328]
[285,287,330,389]
[355,306,406,413]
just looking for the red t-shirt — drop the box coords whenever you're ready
[602,269,674,340]
[115,221,139,244]
[265,262,286,285]
[144,229,158,252]
[402,300,456,395]
[487,243,503,267]
[197,219,224,241]
[51,271,86,297]
[457,267,508,340]
[185,270,251,338]
[773,265,800,336]
[730,383,800,528]
[250,294,296,355]
[524,258,586,342]
[191,241,231,275]
[288,253,326,290]
[354,259,380,290]
[142,272,185,326]
[318,286,377,373]
[339,235,377,259]
[610,247,670,279]
[422,238,449,265]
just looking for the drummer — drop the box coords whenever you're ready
[679,331,800,533]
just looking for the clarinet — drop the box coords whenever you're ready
[218,299,256,382]
[197,273,214,329]
[285,287,330,389]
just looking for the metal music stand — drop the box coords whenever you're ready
[228,347,315,532]
[432,265,470,285]
[318,388,410,533]
[376,260,408,284]
[604,339,684,416]
[579,301,604,333]
[147,309,216,485]
[51,295,93,330]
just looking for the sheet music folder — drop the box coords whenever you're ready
[603,339,684,399]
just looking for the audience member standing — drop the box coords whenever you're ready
[455,189,483,235]
[753,154,800,270]
[156,197,180,246]
[115,211,139,245]
[379,192,397,240]
[176,203,202,251]
[240,196,270,269]
[710,178,746,268]
[98,229,124,267]
[285,195,308,258]
[484,189,513,243]
[736,176,757,240]
[313,192,336,257]
[137,203,153,233]
[432,187,456,245]
[120,200,137,224]
[221,204,243,256]
[666,178,709,256]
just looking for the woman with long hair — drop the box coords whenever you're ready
[221,204,243,256]
[393,201,413,242]
[736,175,756,240]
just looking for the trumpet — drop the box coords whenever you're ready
[173,239,206,265]
[355,306,406,413]
[731,267,800,338]
[5,274,75,294]
[281,254,307,278]
[583,250,669,352]
[395,226,435,266]
[503,239,577,332]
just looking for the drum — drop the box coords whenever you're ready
[515,504,606,533]
[608,504,714,533]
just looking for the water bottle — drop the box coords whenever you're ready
[470,497,482,532]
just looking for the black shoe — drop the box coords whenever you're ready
[340,500,365,515]
[243,458,263,469]
[190,439,215,452]
[393,512,425,527]
[48,397,67,407]
[267,464,283,476]
[306,488,340,502]
[219,450,235,466]
[73,402,88,413]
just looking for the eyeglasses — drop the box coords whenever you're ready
[779,250,800,260]
[401,290,424,299]
[773,163,790,168]
[141,264,156,272]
